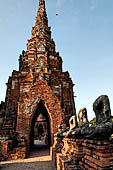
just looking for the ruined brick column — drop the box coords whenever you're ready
[80,139,113,170]
[56,138,84,170]
[68,139,84,165]
[52,136,64,167]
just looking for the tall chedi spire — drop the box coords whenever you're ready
[31,0,52,46]
[18,0,76,128]
[4,0,76,143]
[0,0,76,155]
[23,0,61,79]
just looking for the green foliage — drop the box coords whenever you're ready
[89,117,96,126]
[89,116,113,126]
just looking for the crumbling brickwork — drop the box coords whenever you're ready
[0,0,76,159]
[54,137,113,170]
[80,139,113,170]
[0,101,5,129]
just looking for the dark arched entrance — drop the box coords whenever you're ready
[30,100,51,147]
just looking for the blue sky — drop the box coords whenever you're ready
[0,0,113,120]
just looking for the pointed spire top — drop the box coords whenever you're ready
[39,0,45,6]
[38,0,46,13]
[32,0,51,38]
[35,0,48,27]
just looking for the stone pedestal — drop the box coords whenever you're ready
[0,140,14,161]
[52,136,64,166]
[0,141,8,158]
[56,153,69,170]
[8,146,27,160]
[0,138,28,161]
[80,139,113,170]
[68,139,84,165]
[56,138,84,170]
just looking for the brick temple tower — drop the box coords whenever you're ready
[0,0,76,150]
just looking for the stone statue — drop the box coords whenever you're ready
[78,107,89,128]
[57,127,69,138]
[93,95,111,124]
[66,107,88,138]
[57,115,77,138]
[57,95,113,140]
[81,95,113,139]
[66,95,113,139]
[57,108,88,138]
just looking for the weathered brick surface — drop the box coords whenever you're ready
[0,102,5,129]
[54,137,113,170]
[0,0,76,160]
[80,139,113,170]
[55,138,84,170]
[53,137,64,165]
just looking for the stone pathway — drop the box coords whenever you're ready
[0,141,56,170]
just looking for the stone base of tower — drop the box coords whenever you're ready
[0,138,28,161]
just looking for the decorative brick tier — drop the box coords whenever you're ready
[80,139,113,170]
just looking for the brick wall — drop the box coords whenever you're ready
[54,137,113,170]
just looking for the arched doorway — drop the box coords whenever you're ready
[30,100,51,148]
